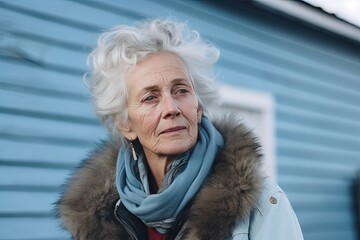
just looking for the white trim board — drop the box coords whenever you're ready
[215,85,276,179]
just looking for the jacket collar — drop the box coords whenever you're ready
[57,116,262,239]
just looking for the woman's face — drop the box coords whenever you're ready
[120,51,202,161]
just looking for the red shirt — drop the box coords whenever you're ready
[147,227,167,240]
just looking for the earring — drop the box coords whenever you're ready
[130,140,138,161]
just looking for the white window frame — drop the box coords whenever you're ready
[218,85,276,179]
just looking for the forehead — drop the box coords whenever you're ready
[127,52,189,82]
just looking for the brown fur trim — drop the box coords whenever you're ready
[55,141,127,240]
[183,116,263,239]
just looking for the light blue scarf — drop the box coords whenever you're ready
[116,116,224,232]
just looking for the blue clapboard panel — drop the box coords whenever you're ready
[0,166,71,187]
[0,61,88,95]
[0,113,106,143]
[0,0,359,239]
[0,217,70,239]
[0,90,94,119]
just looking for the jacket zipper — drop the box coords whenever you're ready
[114,199,138,240]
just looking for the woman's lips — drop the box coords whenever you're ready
[160,126,186,134]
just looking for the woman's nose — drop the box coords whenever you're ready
[163,96,181,118]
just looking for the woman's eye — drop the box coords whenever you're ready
[177,89,189,94]
[143,95,156,102]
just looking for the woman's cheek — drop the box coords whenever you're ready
[139,110,158,132]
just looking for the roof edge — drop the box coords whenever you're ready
[252,0,360,42]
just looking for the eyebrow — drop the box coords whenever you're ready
[137,78,191,95]
[171,78,191,86]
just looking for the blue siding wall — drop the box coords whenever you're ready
[0,1,359,239]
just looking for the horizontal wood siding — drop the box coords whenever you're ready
[0,0,359,239]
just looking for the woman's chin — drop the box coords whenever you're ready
[156,139,195,156]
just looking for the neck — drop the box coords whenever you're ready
[144,151,177,190]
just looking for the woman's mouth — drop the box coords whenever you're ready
[160,126,187,134]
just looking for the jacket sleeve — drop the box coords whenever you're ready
[249,178,304,240]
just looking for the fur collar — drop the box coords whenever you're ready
[56,116,263,239]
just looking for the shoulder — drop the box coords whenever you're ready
[257,177,287,213]
[184,117,263,239]
[55,141,125,239]
[231,178,304,240]
[249,177,304,239]
[58,141,119,208]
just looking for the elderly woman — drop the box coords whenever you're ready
[57,19,303,240]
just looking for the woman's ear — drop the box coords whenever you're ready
[117,122,137,141]
[197,105,203,121]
